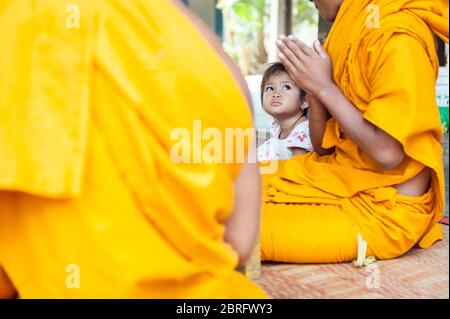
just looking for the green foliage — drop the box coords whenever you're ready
[218,0,316,29]
[293,0,317,26]
[218,0,318,74]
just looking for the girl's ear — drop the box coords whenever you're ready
[301,101,308,110]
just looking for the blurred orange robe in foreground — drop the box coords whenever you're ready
[261,0,449,263]
[0,0,266,298]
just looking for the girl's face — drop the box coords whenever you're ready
[310,0,344,22]
[262,72,303,120]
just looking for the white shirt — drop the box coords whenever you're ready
[257,120,313,161]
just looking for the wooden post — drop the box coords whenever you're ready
[268,0,293,62]
[437,37,448,67]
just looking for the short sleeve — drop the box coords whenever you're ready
[286,121,313,152]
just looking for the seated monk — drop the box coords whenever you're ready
[261,0,448,263]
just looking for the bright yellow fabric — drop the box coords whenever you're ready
[261,0,448,262]
[0,0,266,298]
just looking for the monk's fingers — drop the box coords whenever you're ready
[278,52,305,84]
[313,39,330,61]
[278,52,295,73]
[288,36,315,57]
[276,39,303,70]
[279,37,309,63]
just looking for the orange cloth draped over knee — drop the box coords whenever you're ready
[261,0,448,263]
[0,0,266,298]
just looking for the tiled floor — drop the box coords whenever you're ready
[254,225,449,299]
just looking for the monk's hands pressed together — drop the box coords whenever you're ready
[276,35,334,97]
[276,37,406,170]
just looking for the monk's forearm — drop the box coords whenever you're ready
[225,157,261,266]
[307,95,334,155]
[317,84,405,169]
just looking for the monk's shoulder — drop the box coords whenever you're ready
[361,27,435,82]
[362,10,435,53]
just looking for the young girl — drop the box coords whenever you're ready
[257,62,313,161]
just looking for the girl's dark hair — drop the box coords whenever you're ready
[260,62,307,115]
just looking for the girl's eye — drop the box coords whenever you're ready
[265,86,273,92]
[283,84,291,90]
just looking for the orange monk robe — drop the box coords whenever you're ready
[261,0,448,263]
[0,0,266,298]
